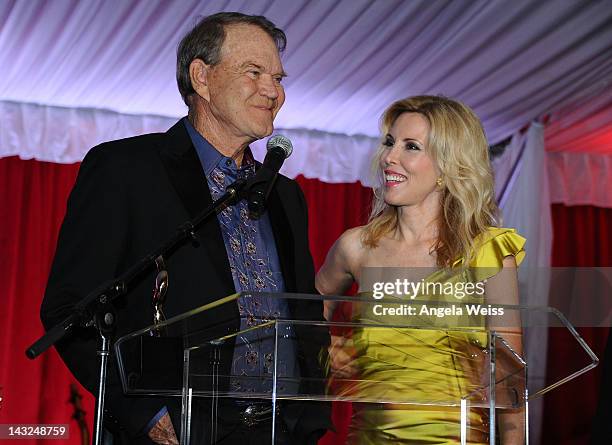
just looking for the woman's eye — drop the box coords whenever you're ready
[406,143,421,151]
[383,139,394,147]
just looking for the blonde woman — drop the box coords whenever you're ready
[316,96,525,444]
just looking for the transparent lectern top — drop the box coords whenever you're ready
[115,292,597,407]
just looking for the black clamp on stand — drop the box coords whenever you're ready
[26,178,249,445]
[92,293,119,445]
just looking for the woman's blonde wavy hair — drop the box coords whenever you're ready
[362,95,499,267]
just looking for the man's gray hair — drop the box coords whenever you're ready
[176,12,287,106]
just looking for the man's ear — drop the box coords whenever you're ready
[189,59,210,102]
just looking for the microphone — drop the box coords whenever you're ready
[247,135,293,218]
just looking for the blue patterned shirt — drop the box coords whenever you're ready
[183,118,298,394]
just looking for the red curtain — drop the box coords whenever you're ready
[2,156,610,444]
[0,157,90,444]
[541,204,612,445]
[295,176,372,270]
[296,176,372,445]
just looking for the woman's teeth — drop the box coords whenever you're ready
[385,174,406,182]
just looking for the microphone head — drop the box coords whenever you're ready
[267,134,293,158]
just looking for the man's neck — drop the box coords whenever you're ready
[187,110,248,167]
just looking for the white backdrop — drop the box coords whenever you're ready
[1,0,611,142]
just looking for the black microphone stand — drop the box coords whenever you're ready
[26,178,249,445]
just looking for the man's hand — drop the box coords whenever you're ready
[148,412,178,445]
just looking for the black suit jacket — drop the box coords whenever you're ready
[40,120,330,441]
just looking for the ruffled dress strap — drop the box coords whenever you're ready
[450,228,526,282]
[472,227,526,283]
[470,227,526,268]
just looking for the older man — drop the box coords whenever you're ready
[41,12,329,445]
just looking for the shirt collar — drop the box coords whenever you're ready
[182,117,255,177]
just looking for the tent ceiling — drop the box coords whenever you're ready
[1,0,611,142]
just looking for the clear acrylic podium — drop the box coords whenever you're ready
[115,292,598,444]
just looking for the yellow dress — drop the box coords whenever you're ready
[343,228,526,445]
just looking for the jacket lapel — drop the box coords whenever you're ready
[267,182,296,293]
[156,120,234,292]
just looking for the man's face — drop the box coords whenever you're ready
[204,23,286,146]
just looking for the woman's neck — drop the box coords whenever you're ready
[394,198,440,245]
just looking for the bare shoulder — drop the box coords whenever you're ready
[316,225,368,296]
[333,225,367,265]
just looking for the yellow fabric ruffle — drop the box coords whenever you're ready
[469,227,526,269]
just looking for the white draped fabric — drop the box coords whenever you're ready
[548,152,612,208]
[1,0,611,142]
[3,99,610,211]
[0,100,380,181]
[0,101,176,163]
[493,124,552,445]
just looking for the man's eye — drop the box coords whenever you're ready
[273,76,284,84]
[248,70,261,78]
